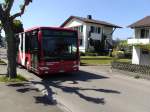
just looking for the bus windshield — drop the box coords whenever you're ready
[42,36,77,61]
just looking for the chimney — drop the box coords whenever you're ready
[87,15,92,19]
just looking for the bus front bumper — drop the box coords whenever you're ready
[38,66,79,75]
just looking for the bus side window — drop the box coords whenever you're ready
[21,33,23,52]
[30,32,38,51]
[25,33,30,52]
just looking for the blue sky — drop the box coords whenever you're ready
[2,0,150,39]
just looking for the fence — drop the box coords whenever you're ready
[111,62,150,75]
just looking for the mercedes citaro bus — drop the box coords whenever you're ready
[17,27,79,75]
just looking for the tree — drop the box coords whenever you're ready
[0,22,2,46]
[12,20,24,34]
[0,0,32,78]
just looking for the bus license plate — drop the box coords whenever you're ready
[59,70,64,73]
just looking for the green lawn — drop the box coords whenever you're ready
[0,75,27,83]
[80,56,131,65]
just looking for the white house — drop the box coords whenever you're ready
[128,16,150,65]
[60,15,121,53]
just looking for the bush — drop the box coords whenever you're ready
[112,50,125,58]
[124,51,132,59]
[85,52,98,56]
[80,52,85,56]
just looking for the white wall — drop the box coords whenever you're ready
[63,19,114,52]
[86,23,103,51]
[63,18,87,52]
[135,29,139,39]
[103,26,113,35]
[63,19,83,27]
[135,28,150,39]
[79,24,87,52]
[132,46,141,64]
[131,28,150,65]
[132,46,150,65]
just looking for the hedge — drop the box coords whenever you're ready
[111,62,150,75]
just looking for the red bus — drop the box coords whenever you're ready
[17,27,79,75]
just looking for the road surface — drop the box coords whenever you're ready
[43,66,150,112]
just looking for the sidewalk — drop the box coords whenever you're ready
[0,64,64,112]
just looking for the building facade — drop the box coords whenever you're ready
[61,15,121,53]
[128,16,150,65]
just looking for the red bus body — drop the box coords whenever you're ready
[17,27,79,75]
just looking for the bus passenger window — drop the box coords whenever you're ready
[31,36,38,51]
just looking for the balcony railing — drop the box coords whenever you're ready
[128,38,150,45]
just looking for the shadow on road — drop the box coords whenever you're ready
[7,82,56,106]
[6,70,121,106]
[40,70,120,105]
[42,70,108,84]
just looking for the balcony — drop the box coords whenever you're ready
[128,38,150,45]
[90,33,101,40]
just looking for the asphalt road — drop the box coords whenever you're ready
[42,66,150,112]
[0,81,63,112]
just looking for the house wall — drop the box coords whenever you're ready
[134,28,150,39]
[132,46,141,64]
[135,29,140,39]
[63,18,87,52]
[85,23,113,51]
[85,23,103,51]
[103,26,113,37]
[63,19,114,52]
[103,26,113,44]
[63,19,83,27]
[131,28,150,65]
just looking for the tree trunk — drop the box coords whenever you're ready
[4,24,17,78]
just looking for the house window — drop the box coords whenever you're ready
[80,25,83,32]
[142,49,149,54]
[98,27,101,34]
[79,39,83,46]
[91,26,94,33]
[141,29,149,38]
[72,25,83,33]
[90,26,101,34]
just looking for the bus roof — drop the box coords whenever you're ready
[24,26,76,32]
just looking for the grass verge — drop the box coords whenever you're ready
[80,56,131,65]
[0,74,27,82]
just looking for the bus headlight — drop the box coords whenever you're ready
[39,67,49,70]
[73,65,79,68]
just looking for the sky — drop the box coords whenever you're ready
[1,0,150,39]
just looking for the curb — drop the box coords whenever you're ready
[112,68,150,80]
